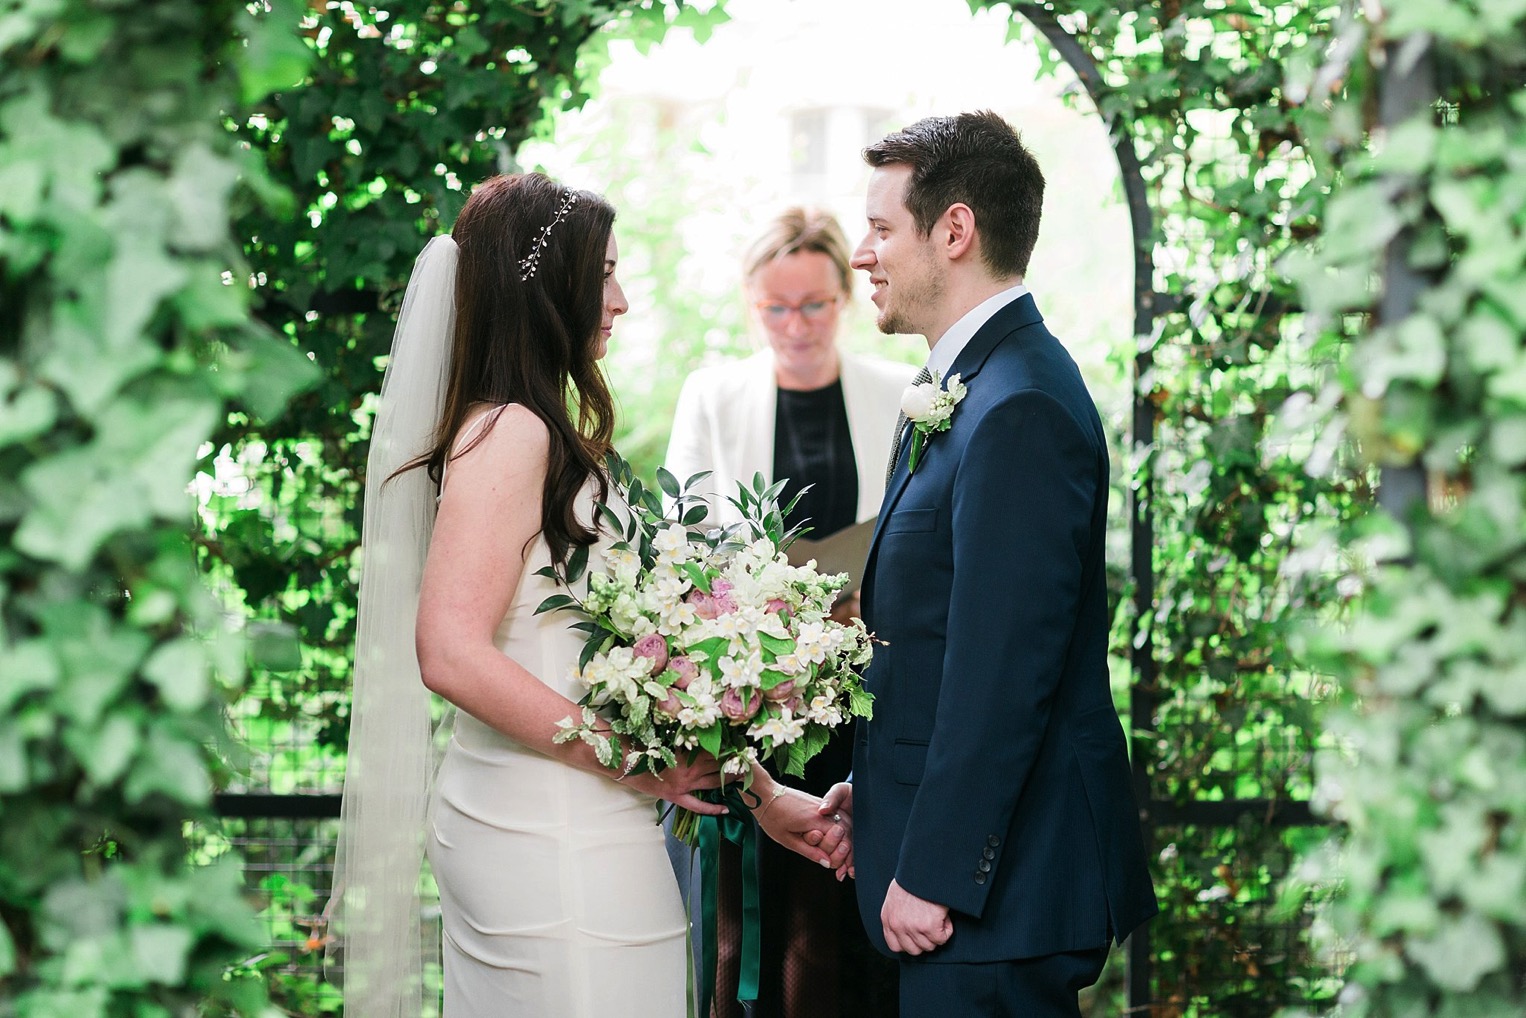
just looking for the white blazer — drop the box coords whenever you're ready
[664,349,918,527]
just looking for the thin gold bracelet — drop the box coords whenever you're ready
[756,783,788,821]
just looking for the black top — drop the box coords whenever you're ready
[771,379,858,793]
[771,380,858,541]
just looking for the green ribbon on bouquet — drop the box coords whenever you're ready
[696,786,761,1017]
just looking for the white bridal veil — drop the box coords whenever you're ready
[332,234,457,1018]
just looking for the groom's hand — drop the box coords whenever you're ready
[813,783,855,879]
[881,880,952,955]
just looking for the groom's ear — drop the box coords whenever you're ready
[940,203,978,263]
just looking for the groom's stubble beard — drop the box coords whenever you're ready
[875,247,946,337]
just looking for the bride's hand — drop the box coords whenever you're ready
[619,752,729,815]
[749,774,853,875]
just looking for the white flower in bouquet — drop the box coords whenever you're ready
[750,712,807,746]
[546,457,876,846]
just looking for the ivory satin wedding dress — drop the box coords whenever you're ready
[426,460,687,1017]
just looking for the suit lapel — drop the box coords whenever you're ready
[862,294,1046,605]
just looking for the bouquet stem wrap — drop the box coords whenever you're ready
[698,786,761,1017]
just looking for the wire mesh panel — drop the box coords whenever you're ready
[192,812,444,1017]
[1148,822,1343,1017]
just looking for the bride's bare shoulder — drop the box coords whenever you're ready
[453,402,549,462]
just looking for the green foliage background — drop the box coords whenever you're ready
[1283,0,1526,1012]
[6,0,1524,1014]
[0,0,315,1013]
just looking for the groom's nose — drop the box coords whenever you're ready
[850,239,875,271]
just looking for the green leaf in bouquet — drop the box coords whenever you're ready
[762,478,790,504]
[758,632,793,656]
[627,695,649,728]
[579,632,611,671]
[752,472,767,494]
[569,621,603,635]
[534,594,577,616]
[682,503,709,527]
[697,723,722,758]
[796,724,831,767]
[764,509,784,542]
[683,469,713,491]
[565,544,589,585]
[760,669,794,690]
[775,742,806,778]
[627,476,646,510]
[642,487,664,516]
[679,560,711,594]
[848,684,874,720]
[593,735,619,769]
[656,466,681,499]
[687,636,729,661]
[724,494,754,520]
[598,502,625,535]
[780,485,812,518]
[780,523,813,550]
[533,565,561,582]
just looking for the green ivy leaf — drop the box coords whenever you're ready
[123,727,211,806]
[235,2,312,104]
[1406,911,1505,992]
[142,637,212,712]
[129,922,195,986]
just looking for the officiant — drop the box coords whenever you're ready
[664,207,914,1018]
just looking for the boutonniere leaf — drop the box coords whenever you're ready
[901,371,967,474]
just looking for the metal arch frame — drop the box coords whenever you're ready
[1011,5,1160,1009]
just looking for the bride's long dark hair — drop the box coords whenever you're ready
[413,172,616,565]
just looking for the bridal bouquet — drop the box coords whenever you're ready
[545,454,874,843]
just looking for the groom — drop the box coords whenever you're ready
[821,112,1158,1015]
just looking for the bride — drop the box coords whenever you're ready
[335,172,852,1018]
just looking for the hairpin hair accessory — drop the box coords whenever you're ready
[518,189,579,282]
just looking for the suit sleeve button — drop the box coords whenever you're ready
[974,872,987,885]
[982,847,995,861]
[987,835,1000,847]
[978,859,992,873]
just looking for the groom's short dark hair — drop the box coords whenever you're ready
[863,110,1044,279]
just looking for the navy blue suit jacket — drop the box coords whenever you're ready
[853,294,1157,963]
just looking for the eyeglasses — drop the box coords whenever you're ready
[753,296,840,324]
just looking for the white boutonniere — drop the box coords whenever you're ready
[901,371,967,474]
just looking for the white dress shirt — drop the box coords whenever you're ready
[925,283,1030,379]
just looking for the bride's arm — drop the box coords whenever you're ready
[415,404,723,815]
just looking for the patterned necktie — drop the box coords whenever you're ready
[885,365,934,489]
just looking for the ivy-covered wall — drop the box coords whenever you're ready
[0,0,314,1012]
[1288,0,1526,1011]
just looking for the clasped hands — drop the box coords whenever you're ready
[750,774,854,879]
[635,753,853,876]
